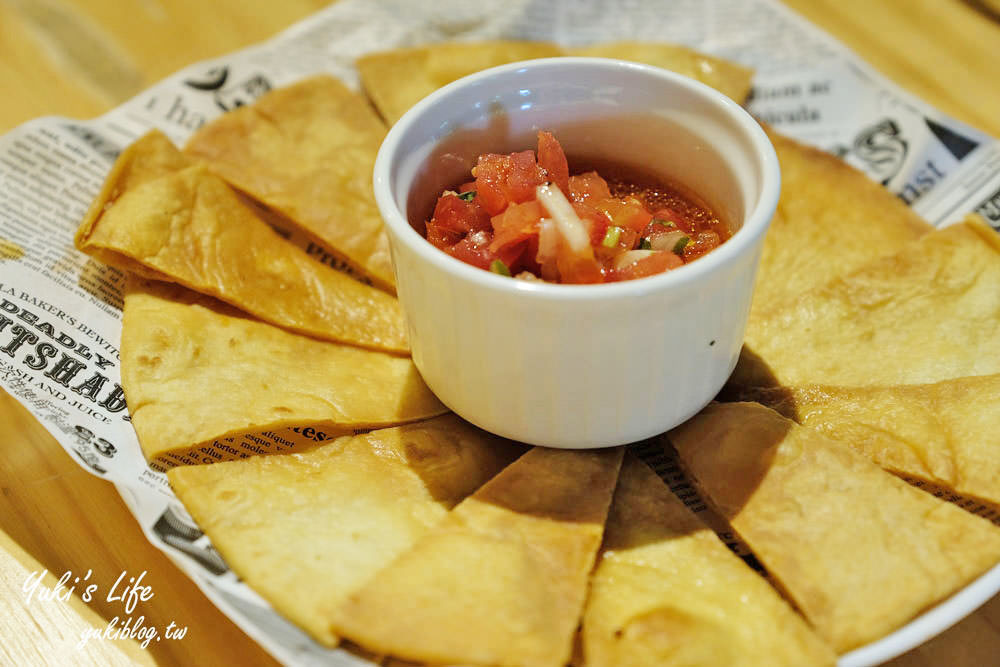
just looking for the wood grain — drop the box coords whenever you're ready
[0,392,278,666]
[0,0,107,127]
[0,0,330,130]
[0,1,998,665]
[780,0,1000,137]
[0,528,153,666]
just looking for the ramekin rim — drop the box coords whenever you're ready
[373,56,780,301]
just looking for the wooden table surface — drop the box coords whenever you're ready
[1,1,999,665]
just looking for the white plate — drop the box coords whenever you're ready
[841,561,1000,665]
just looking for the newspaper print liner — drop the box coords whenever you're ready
[1,1,1000,665]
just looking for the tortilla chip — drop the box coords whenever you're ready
[568,42,754,103]
[582,456,835,666]
[334,446,624,667]
[167,415,524,646]
[751,130,931,319]
[731,220,1000,390]
[75,131,407,353]
[357,40,754,126]
[668,402,1000,652]
[736,376,1000,514]
[183,76,395,291]
[357,41,564,125]
[121,279,444,468]
[77,131,192,217]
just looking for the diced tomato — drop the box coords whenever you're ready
[593,229,641,269]
[446,232,497,270]
[556,250,603,284]
[537,131,569,195]
[424,131,728,284]
[618,228,640,251]
[568,172,612,203]
[573,202,611,247]
[651,207,696,235]
[474,150,547,216]
[594,196,653,233]
[535,217,560,280]
[489,200,544,254]
[641,217,680,240]
[428,192,491,237]
[609,251,683,281]
[682,230,722,261]
[519,235,541,276]
[531,210,602,283]
[497,239,529,271]
[425,221,461,249]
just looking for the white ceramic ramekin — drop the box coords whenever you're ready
[373,58,779,448]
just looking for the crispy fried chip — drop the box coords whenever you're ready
[736,376,1000,514]
[668,402,1000,652]
[76,131,407,353]
[731,220,1000,390]
[334,447,623,667]
[582,456,835,666]
[357,41,562,125]
[568,42,754,103]
[357,40,753,126]
[121,279,444,468]
[183,76,395,291]
[751,130,932,318]
[167,415,524,646]
[79,130,192,200]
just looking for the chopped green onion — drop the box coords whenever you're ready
[639,237,652,250]
[672,235,691,254]
[458,190,476,201]
[490,259,512,276]
[651,218,677,229]
[602,225,623,248]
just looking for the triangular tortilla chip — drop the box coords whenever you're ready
[121,279,444,468]
[334,446,624,667]
[76,131,407,353]
[357,40,754,126]
[731,220,1000,390]
[357,41,564,125]
[668,402,1000,652]
[582,456,835,666]
[76,130,192,210]
[735,376,1000,515]
[167,415,524,646]
[183,76,395,291]
[750,130,931,319]
[568,42,754,103]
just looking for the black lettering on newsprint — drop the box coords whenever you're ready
[45,353,87,387]
[72,372,109,402]
[975,186,1000,229]
[23,342,58,370]
[99,385,127,413]
[1,324,38,357]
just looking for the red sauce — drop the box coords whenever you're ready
[423,131,729,283]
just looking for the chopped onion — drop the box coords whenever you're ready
[535,184,590,254]
[649,230,689,252]
[613,249,658,270]
[536,217,558,265]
